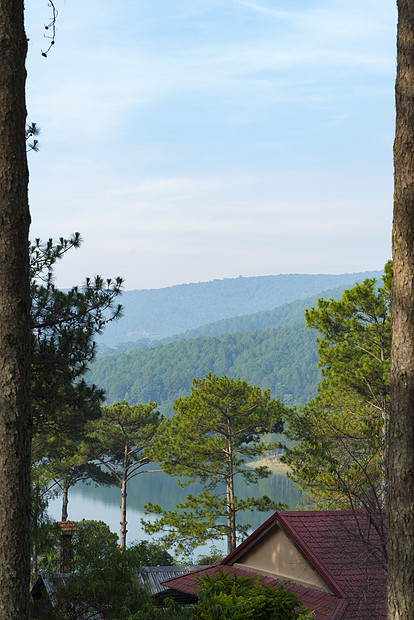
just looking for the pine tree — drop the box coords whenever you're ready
[144,373,286,556]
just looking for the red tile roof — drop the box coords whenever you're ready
[275,511,386,619]
[161,563,344,619]
[161,510,386,619]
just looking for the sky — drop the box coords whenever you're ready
[25,0,396,291]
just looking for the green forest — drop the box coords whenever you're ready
[89,279,385,413]
[89,323,320,413]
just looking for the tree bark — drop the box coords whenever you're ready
[0,1,31,618]
[388,2,414,617]
[226,418,236,554]
[61,484,69,522]
[120,442,128,549]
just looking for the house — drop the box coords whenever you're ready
[31,573,103,619]
[159,510,387,619]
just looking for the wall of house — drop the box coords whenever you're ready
[234,526,330,592]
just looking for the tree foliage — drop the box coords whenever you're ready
[30,234,123,531]
[144,374,287,556]
[86,401,163,547]
[33,540,161,620]
[171,568,314,620]
[89,324,319,412]
[30,233,123,434]
[282,267,391,562]
[32,520,172,619]
[96,271,382,346]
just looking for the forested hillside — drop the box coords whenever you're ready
[88,323,319,415]
[98,271,381,347]
[163,284,354,342]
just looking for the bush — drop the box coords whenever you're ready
[191,568,314,620]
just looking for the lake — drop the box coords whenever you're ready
[47,468,302,559]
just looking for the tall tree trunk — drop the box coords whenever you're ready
[226,419,236,554]
[388,2,414,617]
[61,483,69,522]
[120,442,128,549]
[0,2,31,618]
[31,540,37,586]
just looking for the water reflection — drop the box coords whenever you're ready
[48,469,302,557]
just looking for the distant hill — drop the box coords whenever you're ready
[89,323,320,415]
[97,271,382,347]
[97,280,381,357]
[162,283,356,343]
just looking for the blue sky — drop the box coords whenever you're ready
[25,0,396,290]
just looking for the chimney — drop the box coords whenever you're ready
[58,521,78,573]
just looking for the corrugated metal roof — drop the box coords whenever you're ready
[31,574,103,619]
[139,565,208,595]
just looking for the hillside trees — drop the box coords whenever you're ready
[86,401,163,548]
[388,1,414,616]
[144,374,287,556]
[89,324,319,410]
[282,268,390,563]
[0,1,32,615]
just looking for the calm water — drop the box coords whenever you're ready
[47,468,301,558]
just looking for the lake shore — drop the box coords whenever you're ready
[247,456,291,475]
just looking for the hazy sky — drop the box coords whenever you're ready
[25,0,396,291]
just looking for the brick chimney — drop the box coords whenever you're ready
[58,521,78,573]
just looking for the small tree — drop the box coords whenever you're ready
[87,401,163,548]
[144,374,287,556]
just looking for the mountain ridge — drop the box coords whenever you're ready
[99,270,382,347]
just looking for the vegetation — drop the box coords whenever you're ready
[97,271,382,347]
[30,234,124,556]
[31,520,172,619]
[89,323,320,412]
[86,401,163,547]
[169,569,314,619]
[34,519,174,575]
[31,233,123,434]
[160,284,362,343]
[282,267,390,563]
[144,374,287,556]
[33,549,160,619]
[27,250,388,613]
